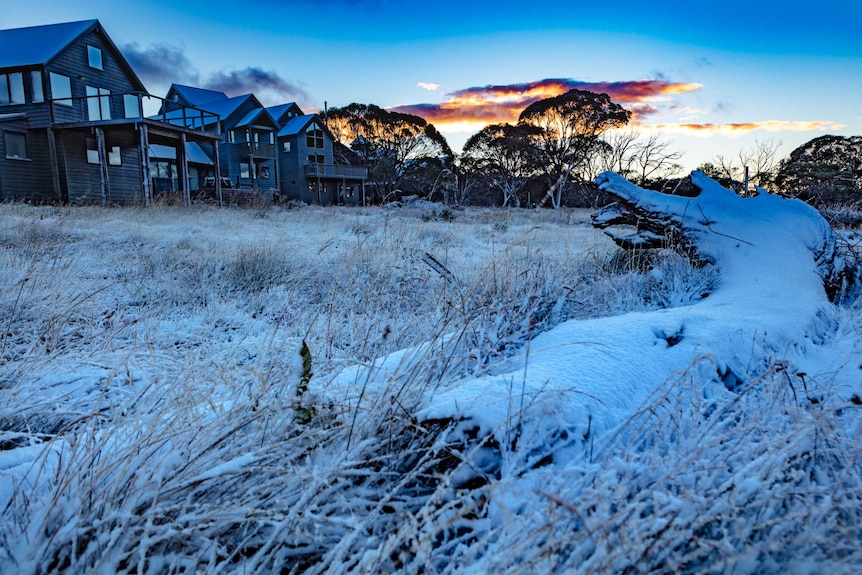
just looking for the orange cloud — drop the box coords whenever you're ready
[390,78,702,128]
[646,120,845,136]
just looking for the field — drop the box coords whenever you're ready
[1,199,860,574]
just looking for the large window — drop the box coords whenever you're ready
[306,126,324,149]
[86,86,112,121]
[0,73,25,105]
[240,161,250,179]
[87,46,103,70]
[49,73,72,106]
[31,71,44,103]
[4,131,29,159]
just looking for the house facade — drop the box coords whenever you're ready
[275,114,366,205]
[165,85,280,201]
[0,20,222,205]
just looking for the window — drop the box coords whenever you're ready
[31,71,44,103]
[282,141,291,153]
[4,131,28,159]
[86,138,99,164]
[307,154,324,164]
[240,161,250,179]
[227,130,235,143]
[306,126,324,148]
[0,73,25,105]
[86,86,112,120]
[123,94,140,118]
[87,46,103,70]
[50,73,72,106]
[257,163,270,179]
[86,137,121,165]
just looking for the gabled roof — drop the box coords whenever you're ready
[195,93,259,122]
[0,19,96,69]
[169,84,228,107]
[235,107,278,129]
[266,102,304,125]
[277,114,324,138]
[0,19,146,91]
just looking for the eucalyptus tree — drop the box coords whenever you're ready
[774,135,862,206]
[326,103,453,202]
[518,89,630,208]
[460,123,544,206]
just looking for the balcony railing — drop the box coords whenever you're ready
[305,163,368,179]
[226,142,275,157]
[49,92,220,134]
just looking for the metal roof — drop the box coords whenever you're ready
[170,84,228,107]
[277,114,318,138]
[0,19,97,69]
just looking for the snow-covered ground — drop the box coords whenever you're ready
[1,180,861,574]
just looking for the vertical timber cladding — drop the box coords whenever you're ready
[0,124,56,202]
[60,129,142,204]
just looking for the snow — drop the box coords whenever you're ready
[1,178,861,573]
[337,171,841,453]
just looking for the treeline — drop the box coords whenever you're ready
[325,90,861,209]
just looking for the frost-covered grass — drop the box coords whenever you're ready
[0,200,859,574]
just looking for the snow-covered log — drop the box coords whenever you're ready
[354,171,853,478]
[592,171,840,298]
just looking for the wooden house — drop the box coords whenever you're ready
[165,85,279,201]
[274,113,366,205]
[0,20,222,205]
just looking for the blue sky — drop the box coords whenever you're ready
[4,0,860,171]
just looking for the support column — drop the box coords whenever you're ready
[140,124,152,206]
[180,133,190,207]
[95,127,110,206]
[46,128,62,203]
[213,139,222,207]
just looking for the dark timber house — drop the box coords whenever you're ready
[167,85,368,205]
[0,20,221,205]
[274,113,367,205]
[164,85,280,203]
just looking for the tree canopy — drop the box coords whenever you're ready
[775,135,862,207]
[518,89,631,207]
[326,103,454,203]
[460,123,544,206]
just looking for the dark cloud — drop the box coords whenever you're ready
[122,42,199,88]
[204,67,309,105]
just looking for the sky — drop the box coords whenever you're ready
[3,0,861,173]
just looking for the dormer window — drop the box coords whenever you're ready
[88,46,103,70]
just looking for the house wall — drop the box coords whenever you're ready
[276,119,363,205]
[0,68,52,126]
[0,120,56,202]
[45,28,142,125]
[219,102,277,188]
[57,128,144,204]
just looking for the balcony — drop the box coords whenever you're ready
[226,142,275,157]
[49,92,220,135]
[305,163,368,179]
